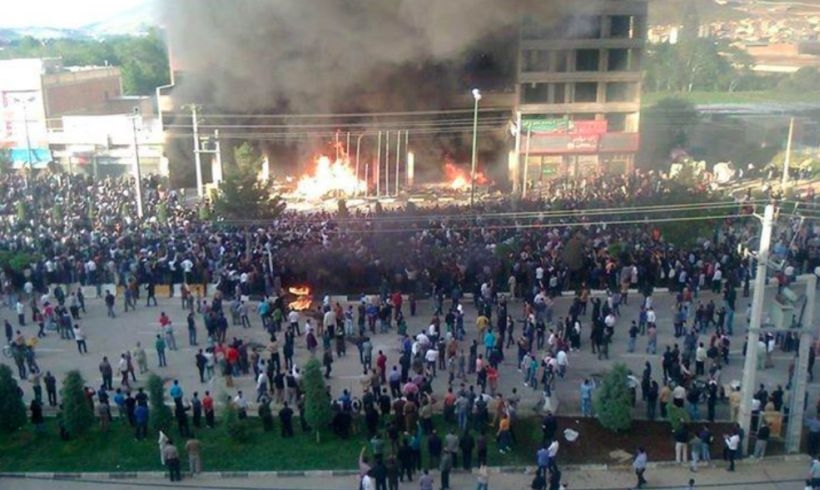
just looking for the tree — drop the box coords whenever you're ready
[593,363,633,432]
[302,358,332,442]
[0,32,170,95]
[0,365,27,434]
[779,67,820,93]
[223,399,252,442]
[60,370,94,437]
[0,148,11,174]
[147,374,173,433]
[666,404,691,433]
[212,142,287,221]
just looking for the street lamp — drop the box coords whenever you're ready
[470,88,482,207]
[12,95,37,174]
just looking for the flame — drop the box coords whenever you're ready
[444,162,488,190]
[287,285,312,311]
[295,156,366,199]
[288,298,313,311]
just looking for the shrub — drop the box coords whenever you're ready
[223,399,252,443]
[147,374,173,433]
[593,363,633,432]
[0,364,26,433]
[667,404,691,433]
[302,358,332,442]
[60,370,94,437]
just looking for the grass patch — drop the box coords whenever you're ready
[0,416,541,472]
[642,90,820,107]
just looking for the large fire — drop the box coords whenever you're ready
[444,162,488,190]
[295,156,366,199]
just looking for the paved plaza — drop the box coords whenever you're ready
[2,282,818,422]
[0,456,812,490]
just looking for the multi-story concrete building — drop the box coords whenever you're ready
[514,0,647,188]
[0,58,163,175]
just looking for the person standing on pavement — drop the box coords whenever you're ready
[185,437,202,474]
[809,456,820,488]
[73,324,88,354]
[633,447,648,489]
[155,334,167,367]
[754,421,770,458]
[439,450,452,490]
[163,438,182,481]
[418,468,434,490]
[724,430,740,471]
[134,342,148,374]
[44,371,57,406]
[99,356,113,391]
[203,391,215,428]
[675,422,688,464]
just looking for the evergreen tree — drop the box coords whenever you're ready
[212,142,286,221]
[147,374,173,433]
[593,363,633,432]
[0,364,27,433]
[60,370,94,437]
[223,398,252,442]
[302,358,332,442]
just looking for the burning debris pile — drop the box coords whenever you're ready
[443,162,489,190]
[287,285,312,311]
[295,156,366,199]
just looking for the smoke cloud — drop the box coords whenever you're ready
[160,0,588,112]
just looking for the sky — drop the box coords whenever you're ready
[0,0,155,28]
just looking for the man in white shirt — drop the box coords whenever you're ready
[555,349,568,378]
[725,432,740,471]
[646,308,656,326]
[256,369,269,402]
[288,309,300,335]
[233,391,249,418]
[425,347,439,377]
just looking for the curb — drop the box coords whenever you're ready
[0,454,809,481]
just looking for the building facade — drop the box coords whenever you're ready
[0,58,163,175]
[514,0,647,189]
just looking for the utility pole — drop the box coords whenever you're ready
[130,109,144,218]
[513,111,522,194]
[522,128,532,199]
[738,204,775,454]
[782,117,795,187]
[470,89,481,207]
[395,129,401,196]
[213,129,223,184]
[385,131,391,197]
[786,272,818,452]
[376,131,382,197]
[190,105,204,198]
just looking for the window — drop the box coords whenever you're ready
[522,83,549,104]
[607,49,629,71]
[522,50,550,71]
[573,83,598,103]
[566,15,602,40]
[605,82,635,102]
[554,50,569,72]
[606,113,628,132]
[552,83,566,104]
[572,113,597,121]
[610,15,634,38]
[575,49,600,72]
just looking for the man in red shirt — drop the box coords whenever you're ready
[201,391,215,427]
[376,350,388,384]
[392,292,403,320]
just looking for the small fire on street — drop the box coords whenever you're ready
[287,285,313,311]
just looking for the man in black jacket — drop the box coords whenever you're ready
[460,430,475,471]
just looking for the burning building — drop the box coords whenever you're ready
[156,0,647,197]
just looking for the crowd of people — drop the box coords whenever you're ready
[2,167,819,489]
